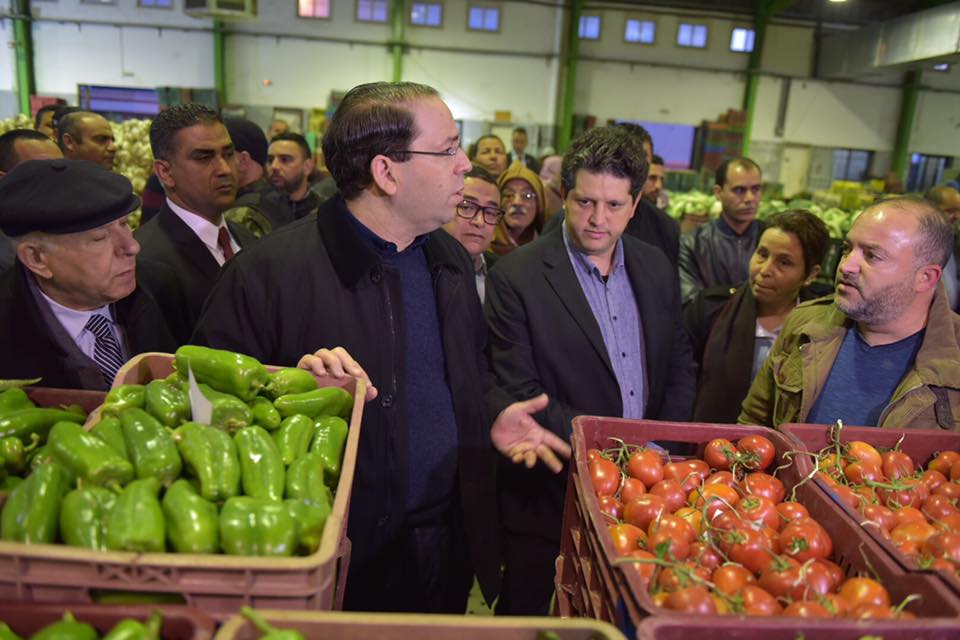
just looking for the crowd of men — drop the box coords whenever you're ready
[0,83,958,616]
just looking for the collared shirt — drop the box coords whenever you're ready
[166,198,240,266]
[36,287,128,363]
[753,321,780,381]
[475,253,488,303]
[562,225,647,418]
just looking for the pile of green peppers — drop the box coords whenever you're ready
[0,346,353,559]
[0,610,162,640]
[0,386,89,492]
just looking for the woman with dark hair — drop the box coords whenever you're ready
[684,209,831,423]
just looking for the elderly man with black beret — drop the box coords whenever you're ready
[0,159,185,389]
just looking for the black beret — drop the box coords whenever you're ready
[224,117,268,166]
[0,159,141,236]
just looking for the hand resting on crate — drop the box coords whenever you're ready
[490,393,571,473]
[298,346,378,401]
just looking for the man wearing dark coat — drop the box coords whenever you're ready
[485,126,696,615]
[0,159,180,389]
[135,104,256,332]
[192,81,569,614]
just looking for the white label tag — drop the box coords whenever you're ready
[187,364,213,425]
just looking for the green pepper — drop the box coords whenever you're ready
[101,611,162,640]
[0,408,86,444]
[310,416,349,488]
[173,422,240,502]
[101,385,146,417]
[272,415,316,466]
[285,498,331,555]
[144,379,190,428]
[1,462,67,543]
[234,426,285,501]
[163,479,219,554]
[0,622,21,640]
[0,387,34,416]
[174,345,269,402]
[0,433,38,474]
[59,485,117,551]
[120,408,182,485]
[29,612,97,640]
[285,453,334,505]
[194,384,253,433]
[274,387,351,419]
[240,607,305,640]
[220,496,295,556]
[90,416,129,461]
[48,421,134,487]
[249,396,281,431]
[0,475,23,491]
[105,476,165,552]
[264,368,318,400]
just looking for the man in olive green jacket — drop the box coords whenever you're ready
[739,197,960,431]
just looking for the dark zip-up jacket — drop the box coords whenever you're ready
[678,216,763,305]
[191,194,510,604]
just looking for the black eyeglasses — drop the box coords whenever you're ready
[456,200,505,225]
[404,147,460,158]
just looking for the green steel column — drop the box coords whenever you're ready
[13,0,35,116]
[742,0,793,157]
[556,0,582,152]
[214,20,227,105]
[390,0,406,82]
[890,70,921,180]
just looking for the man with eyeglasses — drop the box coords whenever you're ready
[678,157,764,305]
[193,81,570,615]
[441,164,503,302]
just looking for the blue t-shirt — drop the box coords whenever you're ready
[807,327,924,426]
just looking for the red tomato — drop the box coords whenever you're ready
[688,541,722,570]
[938,512,960,533]
[626,449,663,488]
[712,564,756,595]
[929,451,960,476]
[844,460,885,485]
[704,438,737,471]
[846,441,882,467]
[689,484,740,521]
[737,435,776,471]
[776,501,809,524]
[935,481,960,500]
[849,604,896,620]
[920,469,948,493]
[878,478,929,510]
[735,496,781,531]
[609,523,645,556]
[649,513,697,545]
[674,507,704,536]
[649,479,687,513]
[893,506,927,528]
[852,484,878,504]
[757,556,800,599]
[814,559,844,590]
[623,494,666,530]
[657,563,711,593]
[663,585,717,614]
[881,450,915,480]
[821,593,850,617]
[647,529,690,561]
[704,470,737,487]
[624,548,657,583]
[686,459,711,483]
[720,527,775,574]
[779,518,833,562]
[828,483,862,510]
[663,462,701,493]
[783,600,832,618]
[923,494,959,521]
[951,460,960,481]
[741,472,785,504]
[737,584,782,616]
[586,448,603,463]
[589,457,620,496]
[838,577,890,609]
[861,503,898,532]
[620,477,646,504]
[597,495,623,521]
[921,531,960,564]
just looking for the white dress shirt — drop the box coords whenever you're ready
[166,198,240,266]
[37,288,127,362]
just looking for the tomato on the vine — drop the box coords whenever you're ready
[881,450,915,480]
[846,441,882,467]
[609,523,645,555]
[736,435,776,471]
[704,438,737,471]
[623,494,666,530]
[589,457,620,496]
[735,495,781,531]
[783,600,832,618]
[741,472,785,504]
[649,479,687,513]
[597,495,623,521]
[620,477,646,504]
[720,527,775,574]
[737,584,782,616]
[663,585,717,614]
[712,564,756,596]
[838,577,890,609]
[929,451,960,477]
[775,501,809,524]
[779,518,833,562]
[626,448,663,488]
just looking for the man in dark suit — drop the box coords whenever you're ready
[485,126,696,615]
[508,127,541,174]
[0,159,180,389]
[192,81,568,614]
[135,104,255,328]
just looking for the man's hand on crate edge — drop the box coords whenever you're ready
[298,346,378,401]
[491,393,571,473]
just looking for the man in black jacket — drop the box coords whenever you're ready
[135,104,256,331]
[192,81,568,614]
[485,126,695,615]
[0,159,181,389]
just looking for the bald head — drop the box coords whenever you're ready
[865,196,954,268]
[58,111,116,170]
[925,185,960,225]
[0,129,62,176]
